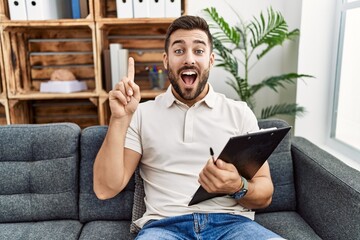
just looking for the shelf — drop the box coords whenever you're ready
[8,98,99,128]
[7,91,98,100]
[0,98,10,125]
[0,0,187,127]
[140,89,166,99]
[0,39,5,99]
[2,24,99,99]
[1,19,94,28]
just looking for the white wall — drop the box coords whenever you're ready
[187,0,303,127]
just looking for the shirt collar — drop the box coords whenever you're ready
[163,83,216,109]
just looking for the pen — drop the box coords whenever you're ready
[210,147,216,164]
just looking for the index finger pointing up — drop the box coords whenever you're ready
[127,57,135,82]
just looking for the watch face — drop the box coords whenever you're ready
[231,189,248,200]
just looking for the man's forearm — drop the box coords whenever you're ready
[237,176,273,209]
[93,116,132,199]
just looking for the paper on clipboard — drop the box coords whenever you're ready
[188,126,291,206]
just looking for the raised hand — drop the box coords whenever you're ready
[108,57,141,119]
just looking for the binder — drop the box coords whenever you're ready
[133,0,149,18]
[149,0,165,18]
[116,0,134,18]
[26,0,72,20]
[165,0,181,18]
[117,48,129,88]
[72,0,81,19]
[8,0,28,20]
[103,49,112,92]
[110,43,122,89]
[188,126,292,206]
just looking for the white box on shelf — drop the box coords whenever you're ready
[25,0,72,20]
[165,0,181,18]
[149,0,165,18]
[40,80,88,93]
[116,0,134,18]
[8,0,28,20]
[133,0,149,18]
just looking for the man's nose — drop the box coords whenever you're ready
[184,52,195,65]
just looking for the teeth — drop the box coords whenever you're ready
[182,71,196,75]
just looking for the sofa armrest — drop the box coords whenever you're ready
[291,137,360,240]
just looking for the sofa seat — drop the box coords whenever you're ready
[79,221,136,240]
[0,220,82,240]
[255,211,321,240]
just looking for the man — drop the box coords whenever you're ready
[93,15,283,239]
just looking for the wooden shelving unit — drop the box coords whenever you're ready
[0,0,186,127]
[0,35,10,125]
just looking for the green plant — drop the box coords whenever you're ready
[203,7,313,119]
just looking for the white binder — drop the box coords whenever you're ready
[117,49,129,88]
[133,0,149,18]
[165,0,181,18]
[110,43,122,89]
[116,0,134,18]
[25,0,71,20]
[8,0,28,20]
[149,0,165,18]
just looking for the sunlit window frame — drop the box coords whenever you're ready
[330,0,360,158]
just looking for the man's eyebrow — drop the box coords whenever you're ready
[171,39,185,47]
[171,39,207,47]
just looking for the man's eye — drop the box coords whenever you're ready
[175,49,184,54]
[195,49,204,54]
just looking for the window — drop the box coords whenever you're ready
[332,0,360,151]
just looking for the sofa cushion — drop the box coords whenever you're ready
[79,126,135,223]
[79,221,137,240]
[255,211,321,240]
[0,123,80,222]
[0,220,82,240]
[256,119,296,213]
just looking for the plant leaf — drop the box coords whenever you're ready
[203,7,241,46]
[249,7,294,60]
[260,103,305,119]
[250,73,314,95]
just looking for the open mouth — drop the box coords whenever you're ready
[181,70,198,86]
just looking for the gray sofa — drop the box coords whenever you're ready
[0,119,359,240]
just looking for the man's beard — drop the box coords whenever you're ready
[167,64,210,101]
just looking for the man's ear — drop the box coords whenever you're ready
[210,52,215,68]
[163,52,168,70]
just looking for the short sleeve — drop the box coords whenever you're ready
[124,109,142,154]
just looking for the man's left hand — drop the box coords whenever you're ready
[198,159,243,195]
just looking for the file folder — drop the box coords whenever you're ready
[165,0,181,18]
[26,0,72,20]
[8,0,28,20]
[116,0,134,18]
[149,0,165,18]
[133,0,149,18]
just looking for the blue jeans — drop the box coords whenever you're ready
[135,213,284,240]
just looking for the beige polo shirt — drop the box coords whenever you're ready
[125,84,259,228]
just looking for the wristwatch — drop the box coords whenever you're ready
[230,176,248,200]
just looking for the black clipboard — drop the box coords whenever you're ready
[188,126,291,206]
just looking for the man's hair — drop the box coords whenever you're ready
[164,15,213,53]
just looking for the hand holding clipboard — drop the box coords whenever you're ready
[189,126,291,206]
